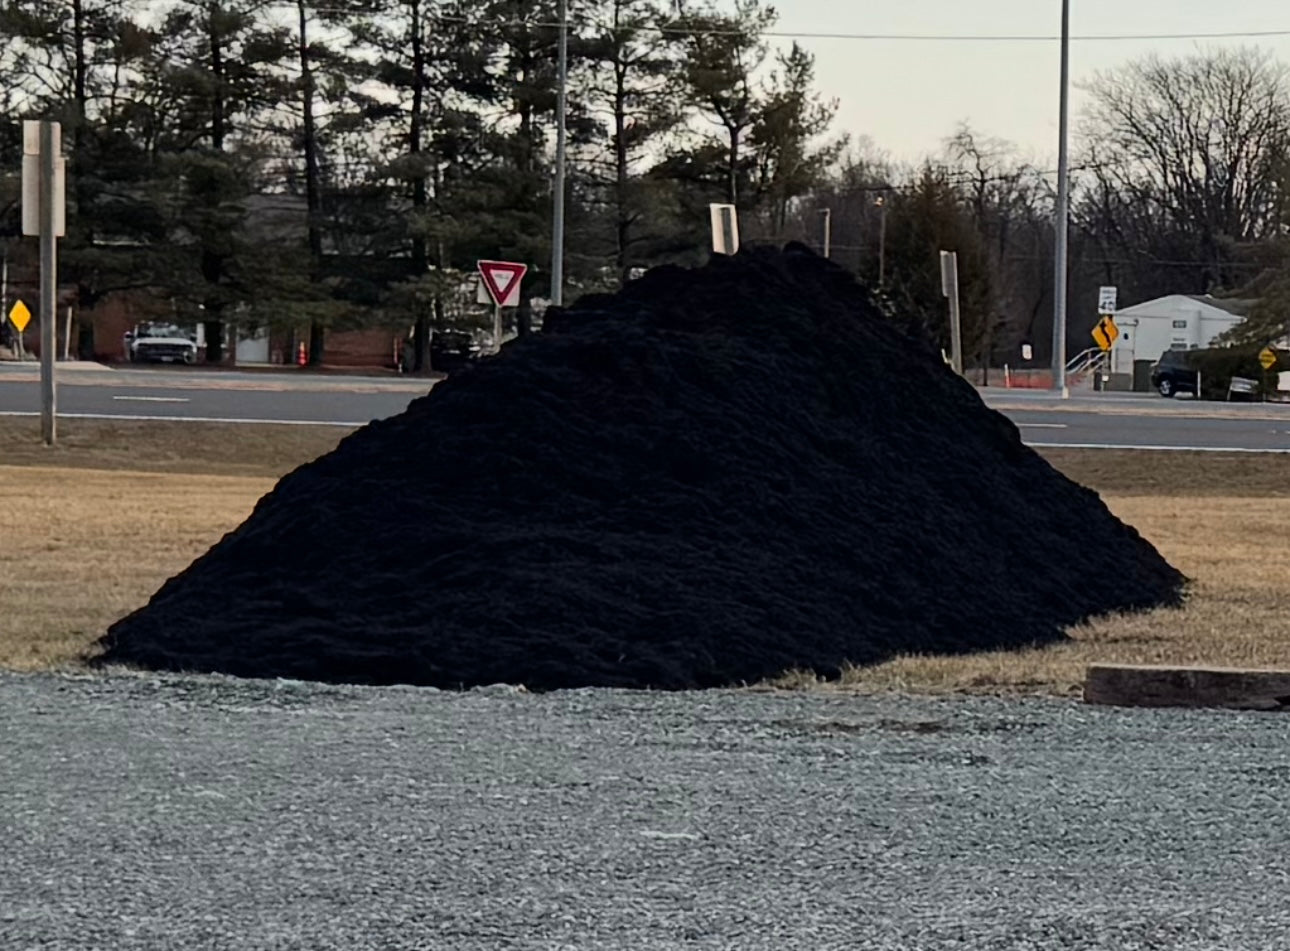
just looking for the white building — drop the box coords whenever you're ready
[1108,294,1255,373]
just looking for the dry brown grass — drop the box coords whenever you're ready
[1038,448,1290,497]
[796,495,1290,696]
[0,417,345,478]
[2,424,1289,693]
[0,465,273,670]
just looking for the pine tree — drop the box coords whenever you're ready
[146,0,292,363]
[747,42,845,237]
[577,0,686,283]
[673,0,774,208]
[349,0,498,370]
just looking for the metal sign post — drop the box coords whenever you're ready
[940,250,964,375]
[477,260,528,353]
[23,120,64,446]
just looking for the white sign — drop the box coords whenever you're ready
[21,121,66,238]
[1098,285,1117,315]
[709,203,739,255]
[939,250,959,298]
[477,260,527,308]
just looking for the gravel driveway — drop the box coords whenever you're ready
[2,671,1287,950]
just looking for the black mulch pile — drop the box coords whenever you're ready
[96,244,1185,689]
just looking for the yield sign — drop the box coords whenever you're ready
[477,260,527,307]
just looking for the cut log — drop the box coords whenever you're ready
[1084,664,1290,711]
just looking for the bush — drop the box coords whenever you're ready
[1182,346,1290,400]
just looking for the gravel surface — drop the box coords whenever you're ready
[3,670,1288,950]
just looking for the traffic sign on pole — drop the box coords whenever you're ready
[1091,315,1119,352]
[8,299,31,333]
[709,203,739,255]
[940,250,963,374]
[1098,285,1117,316]
[22,120,65,238]
[476,260,527,308]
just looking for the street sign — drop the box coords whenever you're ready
[1260,347,1277,370]
[1091,314,1119,352]
[8,300,31,333]
[21,120,65,238]
[938,251,963,374]
[476,260,527,308]
[709,203,739,255]
[1098,285,1117,315]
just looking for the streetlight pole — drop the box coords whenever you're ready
[1051,0,1071,398]
[550,0,569,307]
[820,207,831,258]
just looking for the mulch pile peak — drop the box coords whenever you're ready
[97,244,1184,689]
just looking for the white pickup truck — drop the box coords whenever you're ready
[124,322,200,364]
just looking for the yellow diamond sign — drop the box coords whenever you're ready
[8,300,31,333]
[1260,347,1277,371]
[1091,315,1120,352]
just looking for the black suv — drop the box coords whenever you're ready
[1150,349,1199,398]
[429,330,478,373]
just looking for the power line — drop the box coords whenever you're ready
[297,8,1290,44]
[748,29,1290,43]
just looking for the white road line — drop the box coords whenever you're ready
[112,395,191,403]
[1016,422,1068,429]
[1026,440,1290,454]
[0,411,362,428]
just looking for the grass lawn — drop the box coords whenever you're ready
[2,419,1287,692]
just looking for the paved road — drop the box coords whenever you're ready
[3,670,1288,950]
[0,364,428,427]
[1000,409,1290,453]
[6,365,1290,451]
[980,389,1290,452]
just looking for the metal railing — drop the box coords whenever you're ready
[1065,346,1108,384]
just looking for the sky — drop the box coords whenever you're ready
[772,0,1290,168]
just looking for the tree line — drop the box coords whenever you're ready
[1,2,1288,370]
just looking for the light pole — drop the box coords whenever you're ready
[820,207,831,258]
[550,0,569,307]
[1051,0,1071,397]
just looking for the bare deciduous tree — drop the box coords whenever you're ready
[1080,47,1290,293]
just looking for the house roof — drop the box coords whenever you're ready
[1184,295,1257,317]
[1117,294,1256,319]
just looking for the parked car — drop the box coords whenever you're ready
[429,329,479,373]
[1150,349,1199,398]
[124,322,199,364]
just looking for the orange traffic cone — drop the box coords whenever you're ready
[297,341,307,366]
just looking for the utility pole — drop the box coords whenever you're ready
[550,0,569,307]
[820,208,831,258]
[1051,0,1071,398]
